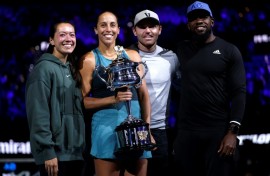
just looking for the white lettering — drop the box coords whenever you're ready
[238,133,270,145]
[0,134,270,155]
[2,171,30,176]
[0,140,31,155]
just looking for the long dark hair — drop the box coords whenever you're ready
[47,21,81,86]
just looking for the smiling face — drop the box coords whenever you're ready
[50,22,76,58]
[94,11,120,46]
[187,10,214,42]
[133,18,161,49]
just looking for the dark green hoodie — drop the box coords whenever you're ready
[25,53,85,165]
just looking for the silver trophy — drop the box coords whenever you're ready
[95,45,148,91]
[95,46,154,153]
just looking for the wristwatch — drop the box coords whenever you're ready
[228,123,240,135]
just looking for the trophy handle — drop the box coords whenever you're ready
[95,65,113,90]
[139,61,148,80]
[134,61,148,89]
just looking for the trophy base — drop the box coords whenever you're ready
[114,143,156,156]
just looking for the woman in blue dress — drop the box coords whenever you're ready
[79,11,153,176]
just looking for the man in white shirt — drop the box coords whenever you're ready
[129,9,180,176]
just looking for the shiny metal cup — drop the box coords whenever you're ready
[95,46,148,91]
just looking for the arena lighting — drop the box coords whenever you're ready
[253,34,270,43]
[40,41,49,51]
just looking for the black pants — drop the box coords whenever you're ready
[38,160,84,176]
[147,128,170,176]
[173,129,239,176]
[81,155,95,176]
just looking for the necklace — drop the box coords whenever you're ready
[98,48,116,60]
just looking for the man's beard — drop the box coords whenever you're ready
[191,29,212,44]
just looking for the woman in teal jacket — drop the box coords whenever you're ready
[25,21,85,176]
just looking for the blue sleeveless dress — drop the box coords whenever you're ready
[90,48,152,159]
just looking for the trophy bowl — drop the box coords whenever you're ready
[95,46,148,91]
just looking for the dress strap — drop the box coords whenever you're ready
[92,48,102,66]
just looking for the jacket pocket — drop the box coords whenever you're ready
[55,114,85,151]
